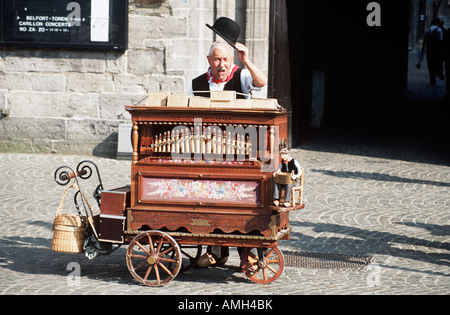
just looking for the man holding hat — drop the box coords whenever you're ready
[192,17,267,99]
[195,17,268,268]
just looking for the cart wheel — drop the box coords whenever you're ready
[126,231,181,286]
[240,247,284,284]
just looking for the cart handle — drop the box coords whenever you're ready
[54,165,87,186]
[59,169,87,181]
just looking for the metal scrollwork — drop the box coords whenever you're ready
[54,165,79,186]
[76,160,104,207]
[54,160,104,209]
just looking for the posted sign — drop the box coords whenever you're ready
[0,0,128,50]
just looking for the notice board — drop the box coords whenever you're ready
[0,0,128,50]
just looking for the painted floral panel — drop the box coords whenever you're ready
[143,178,260,204]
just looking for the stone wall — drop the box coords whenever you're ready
[0,0,270,157]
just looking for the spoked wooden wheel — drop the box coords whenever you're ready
[126,231,181,286]
[240,247,284,284]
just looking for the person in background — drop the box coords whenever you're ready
[420,18,445,85]
[443,23,450,98]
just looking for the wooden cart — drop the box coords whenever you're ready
[53,95,304,286]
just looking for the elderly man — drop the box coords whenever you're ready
[194,39,267,268]
[192,41,267,99]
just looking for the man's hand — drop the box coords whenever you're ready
[235,42,249,64]
[234,42,267,88]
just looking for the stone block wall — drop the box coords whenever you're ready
[0,0,270,157]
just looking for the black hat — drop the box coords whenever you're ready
[206,17,240,49]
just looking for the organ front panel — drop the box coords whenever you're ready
[127,107,287,164]
[125,102,289,237]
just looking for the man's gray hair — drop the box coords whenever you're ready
[208,40,234,57]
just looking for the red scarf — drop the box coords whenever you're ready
[207,65,239,84]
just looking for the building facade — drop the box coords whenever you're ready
[1,0,445,156]
[0,0,270,157]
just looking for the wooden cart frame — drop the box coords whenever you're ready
[53,99,304,286]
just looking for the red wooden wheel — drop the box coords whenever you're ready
[240,247,284,284]
[126,231,181,286]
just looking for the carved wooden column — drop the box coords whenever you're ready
[132,122,139,164]
[269,125,275,159]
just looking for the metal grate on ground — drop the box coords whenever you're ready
[283,251,374,271]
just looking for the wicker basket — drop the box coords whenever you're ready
[51,224,85,254]
[53,213,86,228]
[51,184,86,254]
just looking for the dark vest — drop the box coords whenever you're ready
[281,159,299,175]
[192,68,245,99]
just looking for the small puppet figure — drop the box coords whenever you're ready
[273,148,302,207]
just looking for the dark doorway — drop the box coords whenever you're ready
[274,0,410,146]
[269,0,449,162]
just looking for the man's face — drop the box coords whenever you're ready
[207,47,234,82]
[281,153,289,161]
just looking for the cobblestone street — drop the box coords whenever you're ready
[1,132,449,295]
[1,49,450,296]
[1,0,449,300]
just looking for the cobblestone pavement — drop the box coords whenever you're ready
[1,134,449,295]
